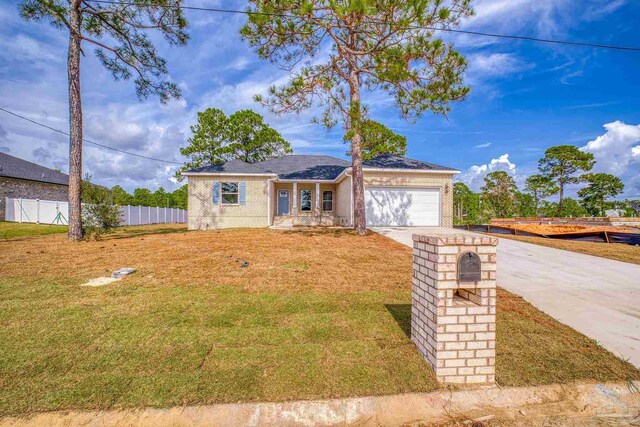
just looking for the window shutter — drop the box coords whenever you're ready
[212,182,220,205]
[239,182,247,205]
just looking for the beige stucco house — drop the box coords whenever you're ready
[183,154,459,229]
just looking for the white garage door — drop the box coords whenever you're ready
[365,187,440,226]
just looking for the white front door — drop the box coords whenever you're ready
[364,187,440,226]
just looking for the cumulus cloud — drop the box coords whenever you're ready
[581,121,640,196]
[458,154,517,191]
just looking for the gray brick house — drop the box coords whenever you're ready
[0,153,68,221]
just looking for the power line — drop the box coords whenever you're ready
[88,0,640,52]
[0,107,182,165]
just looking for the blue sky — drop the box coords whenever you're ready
[1,0,639,198]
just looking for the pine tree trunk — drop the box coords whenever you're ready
[349,71,366,235]
[67,0,83,241]
[558,182,564,213]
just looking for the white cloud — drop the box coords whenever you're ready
[458,153,517,191]
[581,121,640,196]
[474,142,492,148]
[466,53,532,81]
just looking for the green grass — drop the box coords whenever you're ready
[0,226,637,416]
[0,222,68,239]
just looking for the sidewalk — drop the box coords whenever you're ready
[2,381,639,427]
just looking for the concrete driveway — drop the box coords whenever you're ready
[372,226,640,367]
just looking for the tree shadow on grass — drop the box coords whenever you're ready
[104,226,189,241]
[281,228,357,238]
[385,304,411,338]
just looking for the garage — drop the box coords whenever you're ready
[365,187,440,227]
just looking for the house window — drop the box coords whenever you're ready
[322,191,333,211]
[221,182,239,204]
[300,189,312,211]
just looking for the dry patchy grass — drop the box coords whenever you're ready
[0,225,637,416]
[494,234,640,265]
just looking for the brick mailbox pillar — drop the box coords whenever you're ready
[411,232,497,385]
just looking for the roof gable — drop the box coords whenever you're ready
[0,153,69,186]
[255,155,350,180]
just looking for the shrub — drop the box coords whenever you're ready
[81,176,122,240]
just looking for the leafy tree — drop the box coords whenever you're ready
[578,173,624,216]
[132,188,154,206]
[345,120,406,160]
[622,200,640,217]
[227,110,292,162]
[177,108,292,178]
[170,184,188,209]
[20,0,188,241]
[111,185,133,206]
[241,0,472,234]
[152,187,169,208]
[524,174,558,216]
[480,171,517,219]
[538,145,594,212]
[515,192,536,217]
[453,182,479,225]
[81,176,121,239]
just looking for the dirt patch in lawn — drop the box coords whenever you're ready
[0,225,637,416]
[495,223,637,235]
[493,233,640,265]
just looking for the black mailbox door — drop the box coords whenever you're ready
[458,252,481,282]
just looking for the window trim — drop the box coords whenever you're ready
[221,182,240,205]
[322,190,334,212]
[300,189,312,212]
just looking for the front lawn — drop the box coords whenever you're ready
[0,222,68,239]
[0,225,637,416]
[493,233,640,265]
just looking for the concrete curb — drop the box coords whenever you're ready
[2,381,639,427]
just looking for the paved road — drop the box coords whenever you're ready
[372,227,640,367]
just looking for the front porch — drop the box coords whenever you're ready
[270,181,346,227]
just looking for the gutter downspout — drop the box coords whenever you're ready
[267,178,277,226]
[345,169,354,228]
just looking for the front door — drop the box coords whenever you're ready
[277,190,290,215]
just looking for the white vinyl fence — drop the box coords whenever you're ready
[4,197,187,226]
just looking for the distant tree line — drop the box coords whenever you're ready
[110,185,187,209]
[454,145,637,225]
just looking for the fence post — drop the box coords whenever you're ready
[36,199,40,224]
[148,206,151,225]
[164,207,167,224]
[139,205,142,226]
[157,206,159,224]
[19,198,23,223]
[127,205,131,226]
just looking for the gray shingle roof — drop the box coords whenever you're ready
[185,159,269,174]
[255,155,350,180]
[363,154,458,171]
[0,152,69,186]
[184,154,456,180]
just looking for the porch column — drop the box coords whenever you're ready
[292,182,297,211]
[315,182,320,211]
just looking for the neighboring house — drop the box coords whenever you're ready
[0,153,68,221]
[183,154,459,229]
